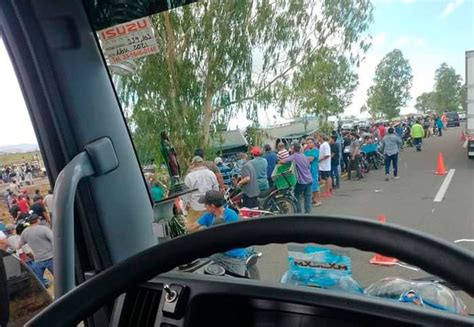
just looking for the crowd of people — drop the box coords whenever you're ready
[0,113,452,289]
[175,112,451,222]
[1,161,43,186]
[0,187,54,288]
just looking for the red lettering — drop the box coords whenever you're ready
[101,19,150,40]
[136,19,148,29]
[116,26,126,35]
[126,23,137,32]
[100,29,117,40]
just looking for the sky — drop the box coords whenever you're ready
[0,40,38,146]
[0,0,473,145]
[231,0,474,127]
[347,0,474,118]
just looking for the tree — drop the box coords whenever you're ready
[433,63,463,113]
[367,49,413,119]
[119,0,373,165]
[415,92,436,114]
[291,48,359,118]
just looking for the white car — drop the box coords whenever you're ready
[341,120,354,130]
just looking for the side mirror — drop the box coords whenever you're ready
[0,250,52,326]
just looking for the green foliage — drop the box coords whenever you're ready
[118,0,373,167]
[318,122,334,135]
[415,92,436,114]
[367,49,413,119]
[291,48,359,117]
[244,124,272,148]
[433,63,463,113]
[412,63,464,116]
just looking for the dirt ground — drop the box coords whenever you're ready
[0,177,51,224]
[0,177,54,297]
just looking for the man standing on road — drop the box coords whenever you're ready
[183,156,219,224]
[441,112,448,130]
[378,123,386,141]
[318,134,332,197]
[304,137,321,207]
[435,116,444,137]
[236,153,260,209]
[379,127,402,181]
[348,133,362,180]
[329,135,340,189]
[250,146,269,191]
[280,142,312,214]
[411,120,424,152]
[342,132,351,172]
[19,214,54,287]
[263,144,278,188]
[423,117,430,138]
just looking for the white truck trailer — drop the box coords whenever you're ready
[466,50,474,158]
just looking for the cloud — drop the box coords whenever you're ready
[372,0,415,4]
[441,0,464,18]
[0,39,38,146]
[393,36,425,48]
[372,32,387,47]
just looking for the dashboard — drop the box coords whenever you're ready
[109,272,474,327]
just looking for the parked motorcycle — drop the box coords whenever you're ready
[359,152,370,174]
[226,184,297,215]
[365,150,385,170]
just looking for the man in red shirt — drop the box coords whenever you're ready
[17,194,30,214]
[378,123,386,140]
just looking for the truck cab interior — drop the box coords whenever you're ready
[0,0,473,326]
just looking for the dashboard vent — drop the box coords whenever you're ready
[119,287,162,327]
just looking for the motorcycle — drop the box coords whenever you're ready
[178,248,262,279]
[226,181,297,216]
[359,152,370,174]
[360,142,383,171]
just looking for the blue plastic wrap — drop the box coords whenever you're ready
[365,277,468,315]
[280,246,363,294]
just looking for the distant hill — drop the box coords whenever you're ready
[0,144,39,153]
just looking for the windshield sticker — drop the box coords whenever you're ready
[98,17,158,64]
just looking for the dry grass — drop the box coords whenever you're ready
[0,151,43,166]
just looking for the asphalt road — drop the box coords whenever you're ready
[256,125,474,311]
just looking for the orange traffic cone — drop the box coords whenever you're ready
[369,215,399,266]
[434,152,447,175]
[460,131,466,141]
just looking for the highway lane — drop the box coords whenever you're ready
[255,125,474,310]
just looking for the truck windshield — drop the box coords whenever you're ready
[85,0,474,313]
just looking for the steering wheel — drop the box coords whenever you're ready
[27,215,474,326]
